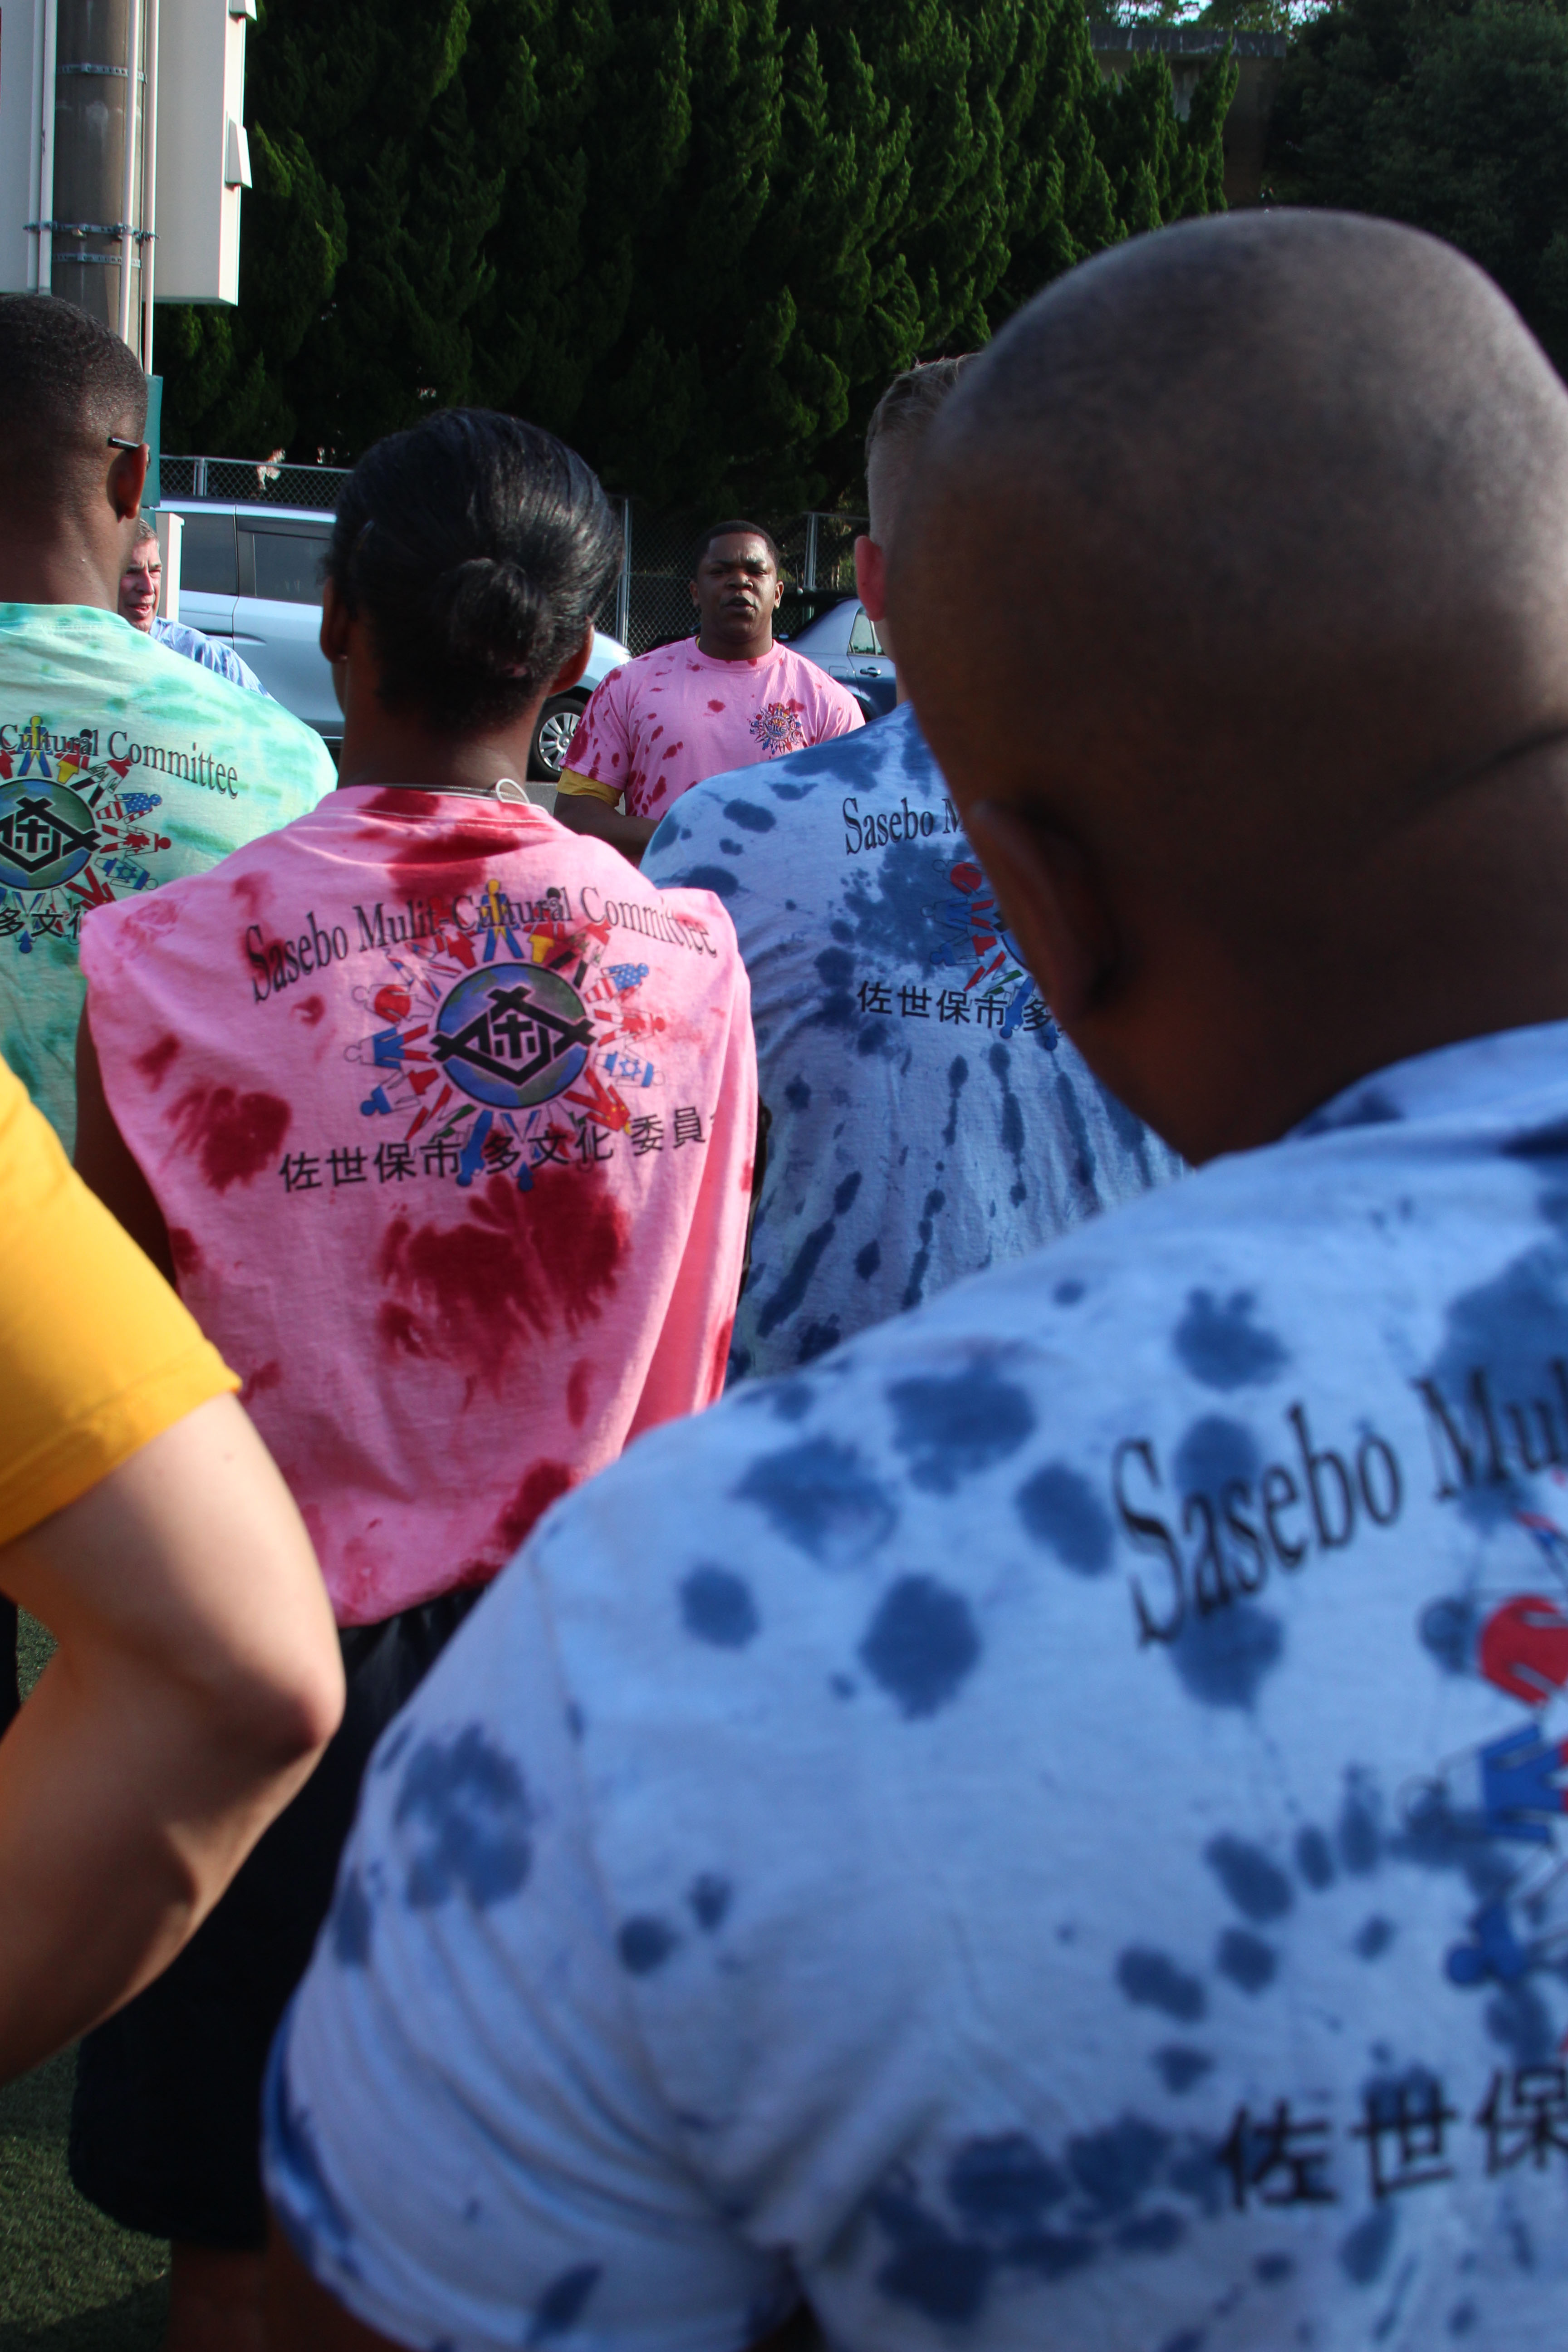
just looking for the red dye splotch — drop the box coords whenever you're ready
[170,1083,291,1192]
[707,699,726,713]
[228,870,269,918]
[134,1033,180,1089]
[706,1314,734,1404]
[364,789,441,818]
[240,1359,282,1406]
[495,1460,578,1553]
[566,1359,592,1429]
[294,994,326,1027]
[379,818,535,913]
[739,1158,753,1193]
[376,1165,625,1387]
[167,1227,203,1281]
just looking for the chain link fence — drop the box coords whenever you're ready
[161,459,865,650]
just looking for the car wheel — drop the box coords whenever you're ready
[529,692,588,782]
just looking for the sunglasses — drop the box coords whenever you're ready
[107,434,143,451]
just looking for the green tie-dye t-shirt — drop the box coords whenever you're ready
[0,604,336,1149]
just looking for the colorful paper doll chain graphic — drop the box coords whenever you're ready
[343,881,668,1191]
[931,858,1055,1043]
[0,720,167,950]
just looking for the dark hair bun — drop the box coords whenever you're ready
[327,410,621,735]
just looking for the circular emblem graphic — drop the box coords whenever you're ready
[0,779,99,893]
[429,960,592,1110]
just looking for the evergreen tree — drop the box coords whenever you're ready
[157,0,1233,501]
[1268,0,1568,377]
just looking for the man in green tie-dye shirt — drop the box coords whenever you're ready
[0,297,334,1151]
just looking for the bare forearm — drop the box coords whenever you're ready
[553,792,657,865]
[0,1397,342,2081]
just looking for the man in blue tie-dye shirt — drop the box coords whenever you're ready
[644,359,1182,1382]
[265,215,1568,2352]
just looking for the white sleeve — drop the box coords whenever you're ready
[263,1555,789,2352]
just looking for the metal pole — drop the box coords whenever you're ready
[804,511,819,593]
[140,0,158,369]
[52,0,132,330]
[33,0,59,291]
[117,0,142,343]
[615,499,632,647]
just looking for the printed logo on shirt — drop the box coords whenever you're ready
[0,717,171,954]
[271,880,711,1199]
[749,702,807,758]
[837,848,1058,1048]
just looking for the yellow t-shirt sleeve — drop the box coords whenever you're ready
[0,1056,238,1550]
[556,768,623,807]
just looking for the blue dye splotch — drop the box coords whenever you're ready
[1295,1824,1336,1889]
[1339,1771,1382,1874]
[812,945,856,1031]
[678,863,738,900]
[1117,2208,1186,2254]
[859,1574,981,1718]
[526,2261,602,2344]
[856,1238,882,1281]
[1356,1915,1396,1960]
[1117,1946,1208,2022]
[735,1436,897,1563]
[784,1075,810,1112]
[1154,2047,1214,2093]
[1215,1928,1278,1993]
[263,2045,361,2274]
[1016,1460,1113,1573]
[1173,1289,1288,1391]
[1056,1278,1085,1306]
[1485,1978,1555,2063]
[688,1872,732,1931]
[724,798,775,833]
[1067,2115,1170,2219]
[1174,1414,1260,1494]
[394,1726,532,1911]
[1171,1603,1284,1709]
[1205,1835,1294,1922]
[1421,1594,1479,1675]
[680,1566,760,1649]
[1340,2203,1397,2285]
[330,1867,372,1967]
[947,2133,1067,2235]
[901,1186,948,1311]
[1256,2253,1295,2285]
[888,1361,1035,1493]
[1448,2299,1477,2335]
[755,1171,863,1338]
[618,1916,678,1975]
[842,836,959,965]
[1158,2334,1205,2352]
[989,1044,1028,1206]
[942,1054,970,1148]
[797,1318,841,1363]
[1053,1069,1100,1207]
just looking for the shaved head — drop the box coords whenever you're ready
[892,212,1568,1161]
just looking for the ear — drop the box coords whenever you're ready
[549,621,593,696]
[962,799,1118,1031]
[689,575,701,607]
[108,441,149,523]
[854,534,887,623]
[319,576,351,666]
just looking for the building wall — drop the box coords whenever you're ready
[1089,28,1288,209]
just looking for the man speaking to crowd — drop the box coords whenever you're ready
[554,522,862,863]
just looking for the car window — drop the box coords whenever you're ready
[847,605,882,657]
[177,512,238,596]
[245,529,328,606]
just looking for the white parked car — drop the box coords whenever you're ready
[161,500,630,781]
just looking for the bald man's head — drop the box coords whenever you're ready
[892,213,1568,1161]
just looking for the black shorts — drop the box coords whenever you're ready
[69,1586,478,2249]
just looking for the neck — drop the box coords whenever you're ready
[336,707,542,797]
[0,517,117,611]
[696,625,774,662]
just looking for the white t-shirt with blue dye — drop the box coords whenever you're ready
[642,702,1183,1378]
[267,1019,1568,2352]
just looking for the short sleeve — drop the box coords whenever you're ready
[0,1055,237,1547]
[557,670,632,802]
[264,1553,787,2352]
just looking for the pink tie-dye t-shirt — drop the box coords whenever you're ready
[79,788,756,1626]
[562,640,863,822]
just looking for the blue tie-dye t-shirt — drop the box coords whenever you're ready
[267,1019,1568,2352]
[642,702,1183,1379]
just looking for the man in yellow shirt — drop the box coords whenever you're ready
[0,1053,342,2082]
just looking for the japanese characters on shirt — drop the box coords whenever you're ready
[244,879,717,1201]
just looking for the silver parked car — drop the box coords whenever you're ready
[784,598,897,720]
[161,500,631,781]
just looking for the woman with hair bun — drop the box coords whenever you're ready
[67,408,757,2352]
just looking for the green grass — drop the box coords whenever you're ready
[1,1617,168,2347]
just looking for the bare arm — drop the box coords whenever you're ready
[0,1393,343,2082]
[552,789,658,867]
[74,1005,174,1283]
